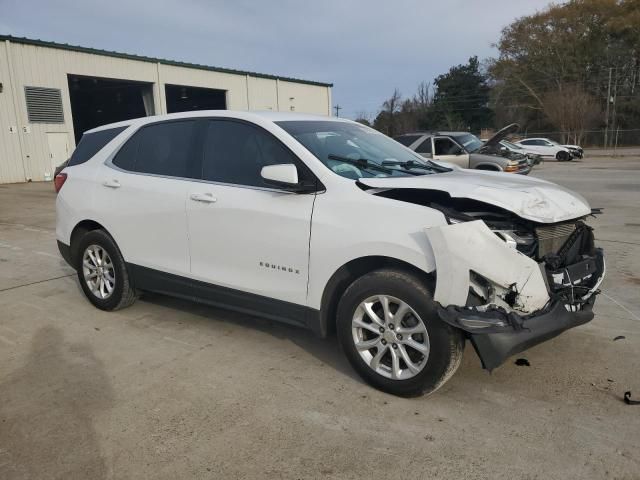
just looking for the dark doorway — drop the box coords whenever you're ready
[165,84,226,113]
[67,74,155,143]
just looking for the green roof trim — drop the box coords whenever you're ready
[0,34,333,88]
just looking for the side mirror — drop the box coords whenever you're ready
[261,164,300,189]
[454,146,464,155]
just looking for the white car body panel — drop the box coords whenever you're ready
[306,183,445,309]
[186,183,314,305]
[93,165,192,276]
[357,169,591,223]
[515,139,570,158]
[425,221,549,313]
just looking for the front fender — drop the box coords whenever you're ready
[424,220,550,314]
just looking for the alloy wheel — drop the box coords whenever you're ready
[82,244,116,299]
[351,295,430,380]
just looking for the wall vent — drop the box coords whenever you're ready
[24,86,64,123]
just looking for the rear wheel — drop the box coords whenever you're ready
[75,229,137,311]
[337,269,464,397]
[556,151,570,161]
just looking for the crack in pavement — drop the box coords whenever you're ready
[0,274,76,293]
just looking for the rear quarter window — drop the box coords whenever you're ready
[67,126,127,166]
[394,135,422,147]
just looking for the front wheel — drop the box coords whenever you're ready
[337,269,464,397]
[556,151,570,161]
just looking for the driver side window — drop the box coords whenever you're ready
[202,120,302,188]
[434,137,460,155]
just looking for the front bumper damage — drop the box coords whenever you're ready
[425,220,605,370]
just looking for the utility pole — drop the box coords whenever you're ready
[334,105,341,117]
[604,67,612,148]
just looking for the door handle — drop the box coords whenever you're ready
[190,193,217,203]
[102,179,121,188]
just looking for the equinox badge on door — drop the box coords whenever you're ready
[259,262,300,274]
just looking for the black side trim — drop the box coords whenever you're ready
[129,264,321,334]
[57,241,73,268]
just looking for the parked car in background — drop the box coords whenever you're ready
[55,111,604,397]
[499,140,543,165]
[476,123,541,167]
[516,138,575,161]
[532,138,584,159]
[395,129,530,174]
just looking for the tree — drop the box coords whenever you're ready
[424,56,493,132]
[542,85,602,144]
[354,111,372,126]
[373,89,402,136]
[489,0,640,142]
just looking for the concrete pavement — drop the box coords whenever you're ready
[0,156,639,479]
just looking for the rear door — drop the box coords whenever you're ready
[186,119,316,306]
[95,120,198,275]
[432,136,469,167]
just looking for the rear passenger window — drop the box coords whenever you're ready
[416,137,432,154]
[111,121,197,178]
[134,121,196,177]
[68,126,127,166]
[202,120,301,187]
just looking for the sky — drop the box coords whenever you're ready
[0,0,551,119]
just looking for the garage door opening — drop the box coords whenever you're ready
[67,74,155,142]
[165,84,226,113]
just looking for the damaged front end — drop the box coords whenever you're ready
[424,208,604,370]
[362,182,605,370]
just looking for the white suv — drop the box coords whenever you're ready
[55,111,605,397]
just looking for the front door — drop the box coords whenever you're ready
[433,136,469,167]
[186,119,315,306]
[46,132,70,177]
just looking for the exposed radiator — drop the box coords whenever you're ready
[536,222,577,258]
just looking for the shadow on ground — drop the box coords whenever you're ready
[139,291,364,384]
[0,326,114,479]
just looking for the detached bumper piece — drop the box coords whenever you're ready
[438,223,605,371]
[439,298,595,370]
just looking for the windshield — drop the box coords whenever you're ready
[501,140,522,149]
[276,120,444,179]
[451,133,483,153]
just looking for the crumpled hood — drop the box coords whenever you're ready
[358,169,591,223]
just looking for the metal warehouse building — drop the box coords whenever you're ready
[0,35,333,184]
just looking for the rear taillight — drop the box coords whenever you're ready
[54,173,67,193]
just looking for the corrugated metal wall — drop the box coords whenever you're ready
[0,39,332,184]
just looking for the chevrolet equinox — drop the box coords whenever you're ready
[55,111,605,397]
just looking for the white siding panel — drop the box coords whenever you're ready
[8,43,158,181]
[277,81,331,116]
[1,40,332,183]
[0,42,25,183]
[248,76,279,111]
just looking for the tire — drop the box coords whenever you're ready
[556,151,570,161]
[336,269,464,397]
[74,229,137,311]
